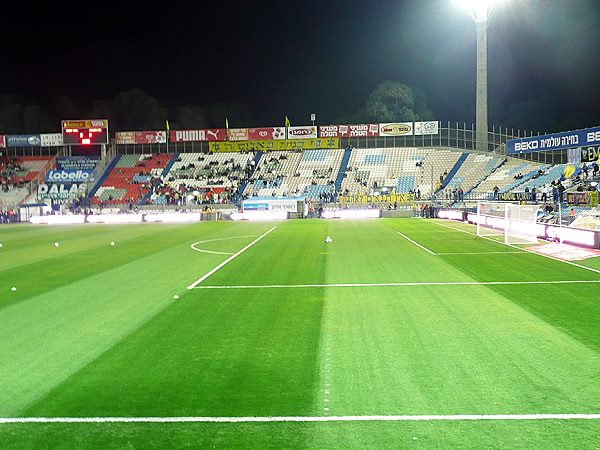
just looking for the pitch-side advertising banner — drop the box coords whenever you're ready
[170,129,226,142]
[209,138,339,152]
[115,131,167,144]
[338,193,414,205]
[319,124,380,138]
[379,123,414,136]
[507,125,600,154]
[414,121,439,135]
[243,198,299,212]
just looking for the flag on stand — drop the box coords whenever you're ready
[285,116,291,128]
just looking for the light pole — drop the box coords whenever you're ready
[455,0,503,152]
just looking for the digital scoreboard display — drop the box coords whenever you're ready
[61,119,109,145]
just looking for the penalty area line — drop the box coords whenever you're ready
[396,231,436,255]
[1,414,600,424]
[190,280,600,289]
[187,227,276,289]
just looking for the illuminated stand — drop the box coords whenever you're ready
[61,119,109,159]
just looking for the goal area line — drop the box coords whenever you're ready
[2,414,600,424]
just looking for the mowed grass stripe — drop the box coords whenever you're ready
[400,219,600,353]
[317,284,600,416]
[1,419,599,449]
[0,222,277,416]
[19,221,328,426]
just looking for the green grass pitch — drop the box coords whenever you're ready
[0,218,599,449]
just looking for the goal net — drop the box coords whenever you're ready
[476,202,541,245]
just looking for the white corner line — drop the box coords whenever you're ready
[187,227,276,289]
[396,231,436,255]
[1,413,600,424]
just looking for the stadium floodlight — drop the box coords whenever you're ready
[453,0,508,151]
[453,0,506,22]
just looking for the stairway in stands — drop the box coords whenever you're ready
[334,146,353,192]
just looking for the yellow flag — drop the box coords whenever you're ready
[285,116,291,128]
[226,118,229,129]
[166,119,170,131]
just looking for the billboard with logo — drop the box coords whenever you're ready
[507,125,600,154]
[170,129,226,142]
[37,182,86,200]
[41,133,64,147]
[6,134,42,147]
[379,123,413,136]
[414,121,439,135]
[319,124,380,138]
[56,156,99,171]
[115,131,167,145]
[287,126,317,139]
[248,127,286,140]
[209,138,339,153]
[46,169,93,183]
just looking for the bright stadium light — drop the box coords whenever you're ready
[454,0,509,151]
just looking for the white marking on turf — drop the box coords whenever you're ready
[2,414,600,423]
[431,220,600,275]
[187,227,276,289]
[191,280,600,289]
[396,231,436,255]
[437,251,523,255]
[190,235,260,256]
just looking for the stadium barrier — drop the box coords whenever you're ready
[437,209,599,248]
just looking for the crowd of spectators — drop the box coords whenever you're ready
[1,157,24,192]
[144,155,254,206]
[0,209,18,223]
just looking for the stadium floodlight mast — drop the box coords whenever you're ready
[453,0,507,152]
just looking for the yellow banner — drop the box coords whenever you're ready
[338,193,414,205]
[209,138,339,153]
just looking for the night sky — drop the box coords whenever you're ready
[1,0,599,132]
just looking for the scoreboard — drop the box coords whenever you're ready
[61,119,109,145]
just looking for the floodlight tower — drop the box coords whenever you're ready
[455,0,504,152]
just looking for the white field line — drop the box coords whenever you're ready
[396,231,436,255]
[190,235,260,256]
[190,280,600,290]
[437,251,523,255]
[187,227,276,289]
[432,220,600,275]
[1,414,600,424]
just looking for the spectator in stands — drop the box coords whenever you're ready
[531,186,537,203]
[493,185,499,200]
[557,181,566,204]
[582,163,589,179]
[540,185,548,203]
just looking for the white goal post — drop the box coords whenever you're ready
[476,201,545,245]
